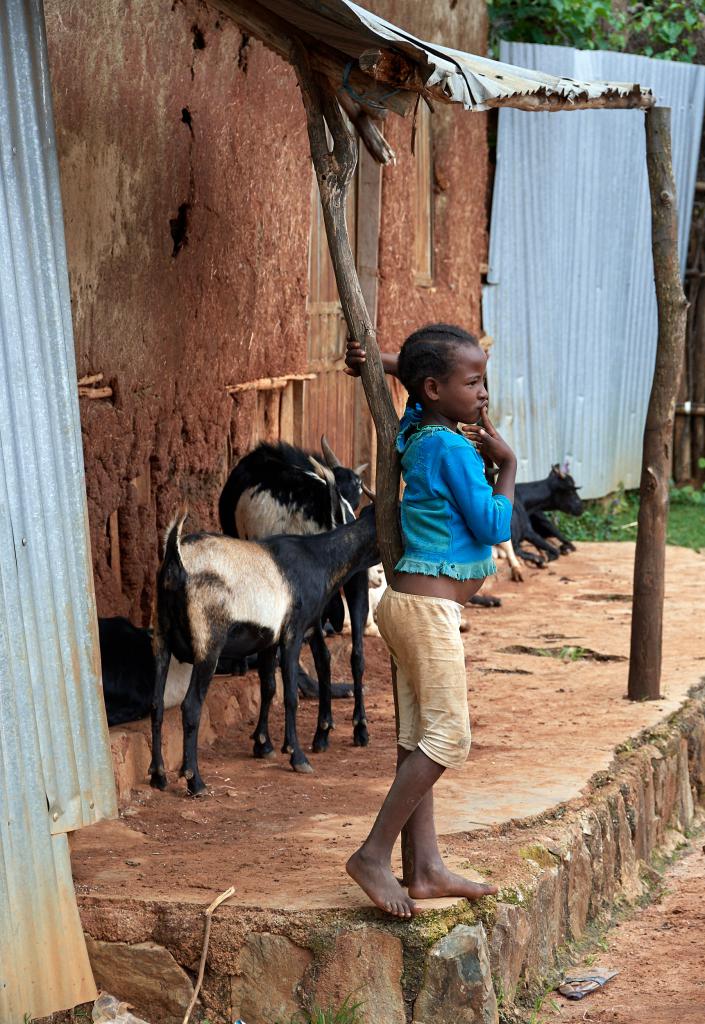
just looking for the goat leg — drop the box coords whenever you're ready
[310,625,334,753]
[530,510,576,554]
[280,635,313,773]
[524,526,560,561]
[149,643,171,789]
[344,571,369,747]
[180,653,219,795]
[515,545,546,567]
[297,661,353,700]
[252,646,278,759]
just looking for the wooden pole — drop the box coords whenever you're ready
[292,41,402,580]
[628,107,688,701]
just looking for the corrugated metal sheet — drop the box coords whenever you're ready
[250,0,653,110]
[482,44,705,498]
[0,0,117,1017]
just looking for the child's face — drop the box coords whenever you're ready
[424,345,488,425]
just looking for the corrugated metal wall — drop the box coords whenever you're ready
[0,0,117,1018]
[483,44,705,498]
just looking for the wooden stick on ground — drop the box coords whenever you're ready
[628,106,689,701]
[182,885,236,1024]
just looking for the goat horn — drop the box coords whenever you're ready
[362,482,376,502]
[353,463,369,477]
[320,434,341,470]
[308,456,328,481]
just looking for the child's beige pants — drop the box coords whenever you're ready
[375,588,471,770]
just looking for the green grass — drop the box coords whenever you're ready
[552,482,705,552]
[278,996,365,1024]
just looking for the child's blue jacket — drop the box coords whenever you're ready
[395,408,513,580]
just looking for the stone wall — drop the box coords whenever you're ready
[78,691,705,1023]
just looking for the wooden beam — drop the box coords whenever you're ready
[211,0,414,116]
[336,88,396,166]
[628,107,689,702]
[226,372,315,393]
[291,39,402,580]
[358,48,653,112]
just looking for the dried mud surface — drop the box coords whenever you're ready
[70,542,705,911]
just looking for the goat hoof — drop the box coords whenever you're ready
[149,772,167,791]
[353,723,369,747]
[187,777,207,797]
[253,739,275,759]
[312,730,330,753]
[292,759,314,774]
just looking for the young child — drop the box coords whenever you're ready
[344,323,516,918]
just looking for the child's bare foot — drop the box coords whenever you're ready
[346,848,417,919]
[407,863,498,901]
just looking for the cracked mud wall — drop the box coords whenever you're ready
[45,0,311,623]
[44,0,488,623]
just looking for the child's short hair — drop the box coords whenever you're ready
[398,323,480,403]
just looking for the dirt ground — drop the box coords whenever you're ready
[543,829,705,1024]
[70,541,705,910]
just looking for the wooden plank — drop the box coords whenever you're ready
[292,379,305,448]
[414,100,433,284]
[107,510,121,590]
[264,388,280,444]
[279,381,294,443]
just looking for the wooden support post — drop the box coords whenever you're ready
[628,107,688,701]
[293,41,402,580]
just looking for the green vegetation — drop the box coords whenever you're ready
[552,482,705,552]
[488,0,705,62]
[278,996,365,1024]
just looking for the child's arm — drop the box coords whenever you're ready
[344,338,399,378]
[438,437,514,546]
[463,410,516,504]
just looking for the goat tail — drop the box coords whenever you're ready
[162,507,188,573]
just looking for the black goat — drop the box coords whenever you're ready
[511,465,583,565]
[150,505,379,794]
[99,616,254,727]
[219,437,370,727]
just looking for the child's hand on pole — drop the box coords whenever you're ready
[463,408,516,467]
[344,337,400,378]
[344,336,365,377]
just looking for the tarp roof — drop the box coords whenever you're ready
[250,0,654,111]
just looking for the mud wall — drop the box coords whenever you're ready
[373,1,489,347]
[44,0,488,624]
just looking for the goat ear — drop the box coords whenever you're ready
[320,435,342,470]
[551,463,563,477]
[353,463,369,477]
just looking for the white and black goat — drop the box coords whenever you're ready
[218,437,371,737]
[150,505,379,794]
